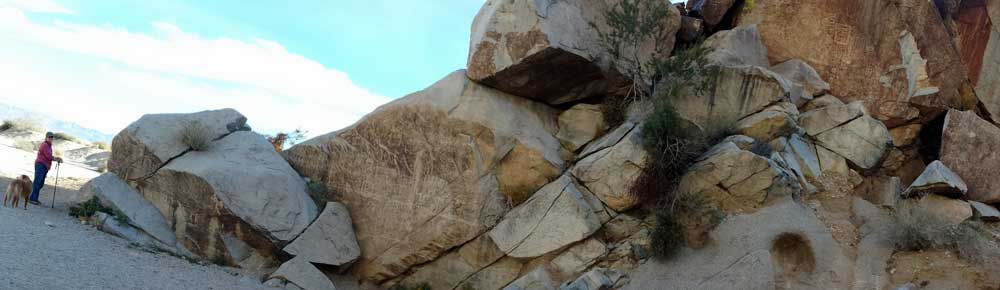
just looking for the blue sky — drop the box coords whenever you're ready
[0,0,484,136]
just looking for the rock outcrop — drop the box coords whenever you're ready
[571,128,647,212]
[737,0,978,125]
[283,70,564,282]
[940,109,1000,203]
[679,141,797,213]
[467,0,680,104]
[108,109,318,269]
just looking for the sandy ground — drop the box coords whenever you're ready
[1,177,279,290]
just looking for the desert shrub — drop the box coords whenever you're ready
[13,140,38,152]
[892,201,1000,265]
[0,118,42,132]
[592,0,675,99]
[113,208,130,225]
[750,139,774,157]
[266,129,308,152]
[650,207,686,259]
[92,141,112,151]
[69,197,113,218]
[306,180,329,210]
[52,132,83,144]
[180,121,214,151]
[601,95,631,129]
[390,282,433,290]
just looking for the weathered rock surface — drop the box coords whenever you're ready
[558,268,621,290]
[687,0,736,27]
[902,160,968,197]
[398,235,512,290]
[889,124,922,147]
[139,131,318,268]
[679,142,796,213]
[771,59,830,106]
[940,109,1000,203]
[269,257,338,290]
[910,194,973,225]
[969,200,1000,222]
[550,239,608,279]
[81,172,179,251]
[623,200,852,290]
[737,110,792,142]
[855,175,901,208]
[677,16,704,43]
[737,0,976,123]
[109,109,248,181]
[467,0,680,104]
[572,128,647,212]
[703,25,769,67]
[557,104,608,153]
[489,175,611,258]
[673,65,787,129]
[284,71,564,282]
[283,202,360,267]
[504,267,556,290]
[799,101,865,137]
[946,0,1000,122]
[815,115,893,171]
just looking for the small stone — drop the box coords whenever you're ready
[902,161,968,197]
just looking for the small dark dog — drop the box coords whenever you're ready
[3,175,32,210]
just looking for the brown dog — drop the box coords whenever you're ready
[3,175,32,210]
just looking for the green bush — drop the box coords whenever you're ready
[69,197,113,218]
[180,121,214,151]
[390,283,433,290]
[0,118,42,132]
[650,208,685,259]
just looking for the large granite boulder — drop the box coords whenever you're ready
[108,109,248,181]
[137,130,318,268]
[703,25,769,67]
[687,0,737,27]
[737,0,977,125]
[282,202,361,267]
[283,70,564,283]
[467,0,680,104]
[109,110,317,269]
[941,110,1000,203]
[397,235,516,290]
[488,175,612,258]
[672,65,788,129]
[771,59,830,106]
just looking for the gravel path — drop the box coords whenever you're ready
[0,178,276,290]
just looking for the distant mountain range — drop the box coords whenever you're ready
[0,103,115,143]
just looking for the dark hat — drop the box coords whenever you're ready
[45,132,54,138]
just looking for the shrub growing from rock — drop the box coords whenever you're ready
[179,121,213,151]
[52,132,83,144]
[650,207,685,259]
[892,201,1000,265]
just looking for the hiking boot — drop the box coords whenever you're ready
[28,200,40,205]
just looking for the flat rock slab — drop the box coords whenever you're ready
[969,200,1000,222]
[815,115,892,171]
[270,257,338,290]
[902,160,968,197]
[283,202,361,267]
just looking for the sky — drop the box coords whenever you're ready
[0,0,484,137]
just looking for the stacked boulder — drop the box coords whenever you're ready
[85,109,328,272]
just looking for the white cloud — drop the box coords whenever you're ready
[0,5,390,138]
[0,0,73,14]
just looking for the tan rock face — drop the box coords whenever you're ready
[703,25,770,67]
[572,128,647,212]
[814,115,893,171]
[468,0,680,104]
[737,0,975,122]
[951,0,1000,122]
[397,235,511,290]
[557,104,608,153]
[283,71,564,283]
[889,124,922,147]
[770,59,830,106]
[679,142,794,213]
[940,109,1000,203]
[737,110,793,142]
[673,65,787,128]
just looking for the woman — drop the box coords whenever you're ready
[28,132,63,205]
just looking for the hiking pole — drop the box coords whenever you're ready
[51,162,60,209]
